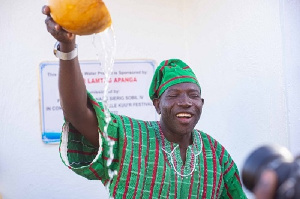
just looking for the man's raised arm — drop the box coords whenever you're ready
[43,5,99,147]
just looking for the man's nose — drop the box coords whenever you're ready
[177,95,192,106]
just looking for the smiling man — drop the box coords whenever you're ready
[150,60,204,165]
[43,5,247,198]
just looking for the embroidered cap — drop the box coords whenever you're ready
[149,59,201,100]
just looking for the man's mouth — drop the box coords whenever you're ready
[176,113,192,118]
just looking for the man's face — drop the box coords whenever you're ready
[153,82,204,136]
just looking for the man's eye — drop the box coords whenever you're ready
[190,94,199,98]
[167,94,178,97]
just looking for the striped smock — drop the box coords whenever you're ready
[59,92,247,199]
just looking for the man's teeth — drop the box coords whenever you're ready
[176,113,191,118]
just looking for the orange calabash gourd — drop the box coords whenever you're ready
[49,0,112,35]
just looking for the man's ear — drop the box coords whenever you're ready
[152,98,161,114]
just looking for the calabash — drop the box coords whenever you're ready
[49,0,112,35]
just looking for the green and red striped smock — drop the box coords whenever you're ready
[59,92,247,199]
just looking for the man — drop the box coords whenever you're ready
[43,5,247,198]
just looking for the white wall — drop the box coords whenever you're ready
[281,0,300,156]
[0,0,299,198]
[185,0,288,166]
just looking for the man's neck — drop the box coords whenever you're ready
[160,123,193,148]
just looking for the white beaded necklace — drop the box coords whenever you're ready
[161,130,203,177]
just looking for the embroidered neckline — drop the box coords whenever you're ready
[156,122,203,155]
[154,122,203,177]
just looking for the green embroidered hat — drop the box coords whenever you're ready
[149,59,201,100]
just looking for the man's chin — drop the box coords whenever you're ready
[174,124,196,135]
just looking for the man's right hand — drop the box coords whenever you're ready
[42,5,75,45]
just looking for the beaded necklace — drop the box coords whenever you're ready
[159,128,203,177]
